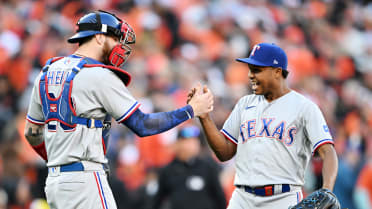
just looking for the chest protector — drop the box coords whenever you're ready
[39,57,132,153]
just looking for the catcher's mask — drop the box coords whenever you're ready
[68,10,136,67]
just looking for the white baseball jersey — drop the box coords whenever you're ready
[26,56,140,167]
[221,91,333,187]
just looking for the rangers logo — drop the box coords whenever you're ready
[50,104,57,112]
[250,45,261,56]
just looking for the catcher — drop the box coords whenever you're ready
[24,10,213,209]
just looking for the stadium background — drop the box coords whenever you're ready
[0,0,372,208]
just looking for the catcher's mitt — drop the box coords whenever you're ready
[289,189,341,209]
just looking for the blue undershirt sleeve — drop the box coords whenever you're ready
[122,105,194,137]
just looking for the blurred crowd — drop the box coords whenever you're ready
[1,0,372,208]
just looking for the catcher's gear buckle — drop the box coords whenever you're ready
[89,119,95,128]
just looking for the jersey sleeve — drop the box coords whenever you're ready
[92,69,140,123]
[220,98,244,145]
[26,73,45,125]
[303,102,333,155]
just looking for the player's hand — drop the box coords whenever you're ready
[289,188,341,209]
[188,83,214,118]
[187,88,196,104]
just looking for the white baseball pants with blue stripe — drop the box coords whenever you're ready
[227,186,303,209]
[45,165,116,209]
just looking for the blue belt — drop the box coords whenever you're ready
[60,162,84,172]
[236,184,290,196]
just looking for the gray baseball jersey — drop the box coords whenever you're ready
[26,56,140,167]
[221,91,333,187]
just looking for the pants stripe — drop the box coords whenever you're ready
[296,191,303,203]
[96,172,109,209]
[94,172,107,209]
[296,192,299,203]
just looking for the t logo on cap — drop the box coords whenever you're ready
[236,43,288,71]
[250,45,261,56]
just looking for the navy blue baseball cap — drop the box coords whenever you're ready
[236,43,288,70]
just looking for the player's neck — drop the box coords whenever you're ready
[73,45,103,62]
[264,86,291,102]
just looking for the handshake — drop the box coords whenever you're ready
[186,83,214,118]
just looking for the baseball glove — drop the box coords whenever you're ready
[289,189,341,209]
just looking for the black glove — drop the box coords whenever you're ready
[289,189,341,209]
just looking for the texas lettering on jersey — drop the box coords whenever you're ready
[240,118,296,146]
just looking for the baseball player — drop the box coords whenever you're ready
[191,43,340,209]
[24,10,213,209]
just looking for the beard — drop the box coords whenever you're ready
[102,41,112,65]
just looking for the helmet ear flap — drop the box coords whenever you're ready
[109,44,132,68]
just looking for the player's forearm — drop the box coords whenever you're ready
[123,105,193,137]
[24,121,48,161]
[318,144,338,191]
[24,121,44,146]
[199,115,236,161]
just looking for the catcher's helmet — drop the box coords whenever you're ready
[67,10,135,45]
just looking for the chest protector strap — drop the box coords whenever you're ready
[39,57,106,129]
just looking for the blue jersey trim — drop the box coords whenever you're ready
[26,115,45,124]
[313,138,333,150]
[221,129,238,143]
[312,138,334,155]
[68,54,82,59]
[116,102,140,123]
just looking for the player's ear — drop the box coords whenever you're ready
[274,67,283,78]
[94,34,106,46]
